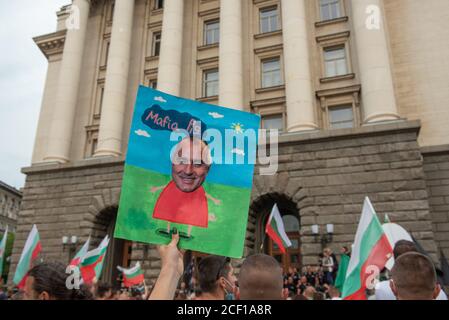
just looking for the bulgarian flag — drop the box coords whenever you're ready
[70,236,91,267]
[117,262,145,288]
[13,225,41,288]
[342,197,393,300]
[265,204,292,254]
[79,235,109,284]
[0,226,8,277]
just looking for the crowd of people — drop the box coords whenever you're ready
[0,231,447,301]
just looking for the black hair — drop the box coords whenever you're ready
[96,282,112,299]
[28,261,93,300]
[393,240,417,259]
[197,256,231,293]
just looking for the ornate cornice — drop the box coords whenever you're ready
[33,30,67,59]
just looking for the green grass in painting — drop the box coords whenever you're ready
[114,164,252,258]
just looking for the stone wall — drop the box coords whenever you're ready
[422,145,449,259]
[7,157,125,284]
[249,120,439,265]
[9,120,441,284]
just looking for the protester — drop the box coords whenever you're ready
[327,285,341,300]
[322,248,334,285]
[375,240,448,300]
[390,252,441,300]
[195,255,236,300]
[285,276,296,295]
[334,246,350,291]
[297,276,308,295]
[23,261,93,300]
[239,254,283,300]
[95,282,113,300]
[148,229,185,300]
[303,286,316,300]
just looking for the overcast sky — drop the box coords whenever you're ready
[0,0,69,189]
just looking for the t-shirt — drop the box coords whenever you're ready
[375,280,448,300]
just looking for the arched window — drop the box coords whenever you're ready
[282,215,299,233]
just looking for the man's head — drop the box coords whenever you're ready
[327,286,340,299]
[24,261,93,300]
[393,240,417,259]
[238,254,283,300]
[303,286,316,300]
[390,252,440,300]
[197,255,236,299]
[96,282,113,300]
[171,137,211,193]
[341,246,349,254]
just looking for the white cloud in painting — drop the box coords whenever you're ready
[135,129,151,138]
[208,112,224,119]
[154,96,167,103]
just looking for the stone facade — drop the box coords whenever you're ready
[8,121,441,284]
[9,0,449,285]
[422,145,449,259]
[0,181,21,234]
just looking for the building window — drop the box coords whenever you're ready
[154,0,164,10]
[148,79,158,89]
[91,137,98,156]
[152,32,161,57]
[324,47,347,77]
[203,69,219,97]
[261,58,282,88]
[104,41,110,66]
[320,0,342,21]
[262,114,284,132]
[98,87,104,115]
[329,105,354,129]
[260,6,279,34]
[109,2,115,21]
[204,20,220,45]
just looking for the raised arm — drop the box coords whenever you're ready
[149,230,184,300]
[150,186,165,193]
[206,193,221,205]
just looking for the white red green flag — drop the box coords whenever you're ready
[265,204,292,254]
[70,236,91,267]
[80,235,109,284]
[13,224,41,288]
[342,197,393,300]
[0,226,8,276]
[117,262,145,288]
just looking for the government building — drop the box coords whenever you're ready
[9,0,449,284]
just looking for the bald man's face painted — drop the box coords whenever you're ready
[172,138,211,193]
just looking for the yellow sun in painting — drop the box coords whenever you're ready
[231,123,244,134]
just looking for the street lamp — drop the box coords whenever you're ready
[62,235,78,263]
[311,224,334,247]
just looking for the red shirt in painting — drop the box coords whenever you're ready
[152,181,209,228]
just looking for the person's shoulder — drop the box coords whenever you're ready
[375,280,396,300]
[437,288,448,300]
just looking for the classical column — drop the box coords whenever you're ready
[94,0,135,157]
[43,0,90,163]
[157,0,184,95]
[218,0,243,110]
[281,0,317,132]
[351,0,400,123]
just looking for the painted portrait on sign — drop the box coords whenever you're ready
[114,86,260,258]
